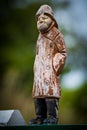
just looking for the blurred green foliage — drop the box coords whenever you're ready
[0,0,87,124]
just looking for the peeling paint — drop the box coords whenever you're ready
[32,26,67,98]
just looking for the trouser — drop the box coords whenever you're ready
[34,98,59,119]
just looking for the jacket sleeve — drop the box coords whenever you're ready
[53,31,67,76]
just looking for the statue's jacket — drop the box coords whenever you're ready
[32,26,67,98]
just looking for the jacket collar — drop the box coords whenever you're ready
[40,26,59,41]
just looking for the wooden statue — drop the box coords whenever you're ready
[29,4,67,124]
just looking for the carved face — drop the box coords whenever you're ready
[37,14,52,33]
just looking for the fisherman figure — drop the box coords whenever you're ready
[29,4,67,124]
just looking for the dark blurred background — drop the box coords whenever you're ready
[0,0,87,124]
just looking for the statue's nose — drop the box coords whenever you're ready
[39,18,44,23]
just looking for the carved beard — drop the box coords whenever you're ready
[37,21,52,33]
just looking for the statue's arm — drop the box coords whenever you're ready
[53,32,67,76]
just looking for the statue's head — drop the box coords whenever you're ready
[36,4,58,33]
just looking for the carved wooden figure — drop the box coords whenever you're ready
[29,4,67,125]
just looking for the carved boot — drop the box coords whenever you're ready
[29,99,47,124]
[43,98,59,124]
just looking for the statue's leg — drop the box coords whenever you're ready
[44,98,59,124]
[29,98,47,124]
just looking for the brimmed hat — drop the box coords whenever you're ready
[35,4,58,28]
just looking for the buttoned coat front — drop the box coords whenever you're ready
[32,26,67,98]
